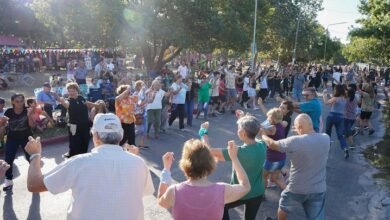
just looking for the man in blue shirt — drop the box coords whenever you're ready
[37,82,66,119]
[290,87,322,132]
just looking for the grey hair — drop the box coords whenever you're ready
[237,115,260,139]
[95,131,123,145]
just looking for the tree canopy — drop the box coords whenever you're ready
[343,0,390,64]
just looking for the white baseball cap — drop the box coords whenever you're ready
[92,113,122,133]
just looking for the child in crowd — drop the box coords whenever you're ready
[26,98,54,132]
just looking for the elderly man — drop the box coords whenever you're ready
[36,82,66,119]
[263,114,330,220]
[25,113,154,220]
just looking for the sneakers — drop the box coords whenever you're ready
[62,152,70,159]
[253,107,259,110]
[352,130,360,137]
[368,129,375,135]
[243,103,248,109]
[349,144,356,150]
[344,149,349,159]
[3,179,13,191]
[211,113,217,117]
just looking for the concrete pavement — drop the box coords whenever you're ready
[1,90,390,220]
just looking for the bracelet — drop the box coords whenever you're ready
[29,153,41,162]
[160,169,172,185]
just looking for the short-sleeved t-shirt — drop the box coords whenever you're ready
[299,99,322,131]
[4,107,32,140]
[171,83,188,104]
[37,91,57,106]
[222,141,266,200]
[198,82,212,102]
[361,92,374,112]
[146,89,165,110]
[277,133,330,194]
[115,96,138,124]
[44,145,154,220]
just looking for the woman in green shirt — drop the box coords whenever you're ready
[206,114,266,220]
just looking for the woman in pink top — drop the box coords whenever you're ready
[158,139,251,220]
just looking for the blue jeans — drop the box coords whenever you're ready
[344,118,355,138]
[197,101,209,118]
[292,87,303,102]
[185,99,194,126]
[4,138,30,180]
[279,190,325,220]
[326,113,347,150]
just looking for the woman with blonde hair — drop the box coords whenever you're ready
[158,139,250,220]
[59,82,97,158]
[146,79,167,139]
[261,108,287,189]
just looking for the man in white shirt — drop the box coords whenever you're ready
[224,65,238,112]
[177,61,189,79]
[25,113,154,220]
[168,75,188,130]
[332,67,342,90]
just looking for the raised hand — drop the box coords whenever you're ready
[123,144,140,155]
[0,160,10,177]
[162,152,174,170]
[25,136,42,155]
[227,140,238,159]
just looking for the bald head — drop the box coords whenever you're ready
[294,113,314,134]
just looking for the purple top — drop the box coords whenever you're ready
[173,182,225,220]
[344,98,358,120]
[267,123,286,161]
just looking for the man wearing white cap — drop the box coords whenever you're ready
[25,113,154,220]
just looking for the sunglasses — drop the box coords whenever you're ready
[302,93,311,97]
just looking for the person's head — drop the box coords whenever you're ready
[26,98,37,108]
[179,139,216,180]
[302,87,317,100]
[65,82,80,98]
[42,82,51,92]
[135,80,144,91]
[293,113,314,135]
[95,100,107,112]
[91,113,123,146]
[333,84,346,97]
[79,60,85,68]
[266,108,284,125]
[175,74,183,83]
[151,79,161,90]
[279,100,293,116]
[116,85,130,95]
[236,115,260,141]
[11,93,25,109]
[0,98,5,110]
[214,71,221,79]
[181,61,185,66]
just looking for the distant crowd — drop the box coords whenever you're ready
[0,58,388,220]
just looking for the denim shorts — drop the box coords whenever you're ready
[263,160,285,172]
[227,89,237,98]
[279,190,325,220]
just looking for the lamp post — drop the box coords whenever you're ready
[251,0,258,71]
[292,9,301,65]
[323,22,348,62]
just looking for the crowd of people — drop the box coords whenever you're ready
[0,58,387,219]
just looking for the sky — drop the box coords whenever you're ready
[317,0,362,43]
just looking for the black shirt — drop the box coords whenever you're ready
[68,96,89,126]
[283,114,292,138]
[4,107,32,140]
